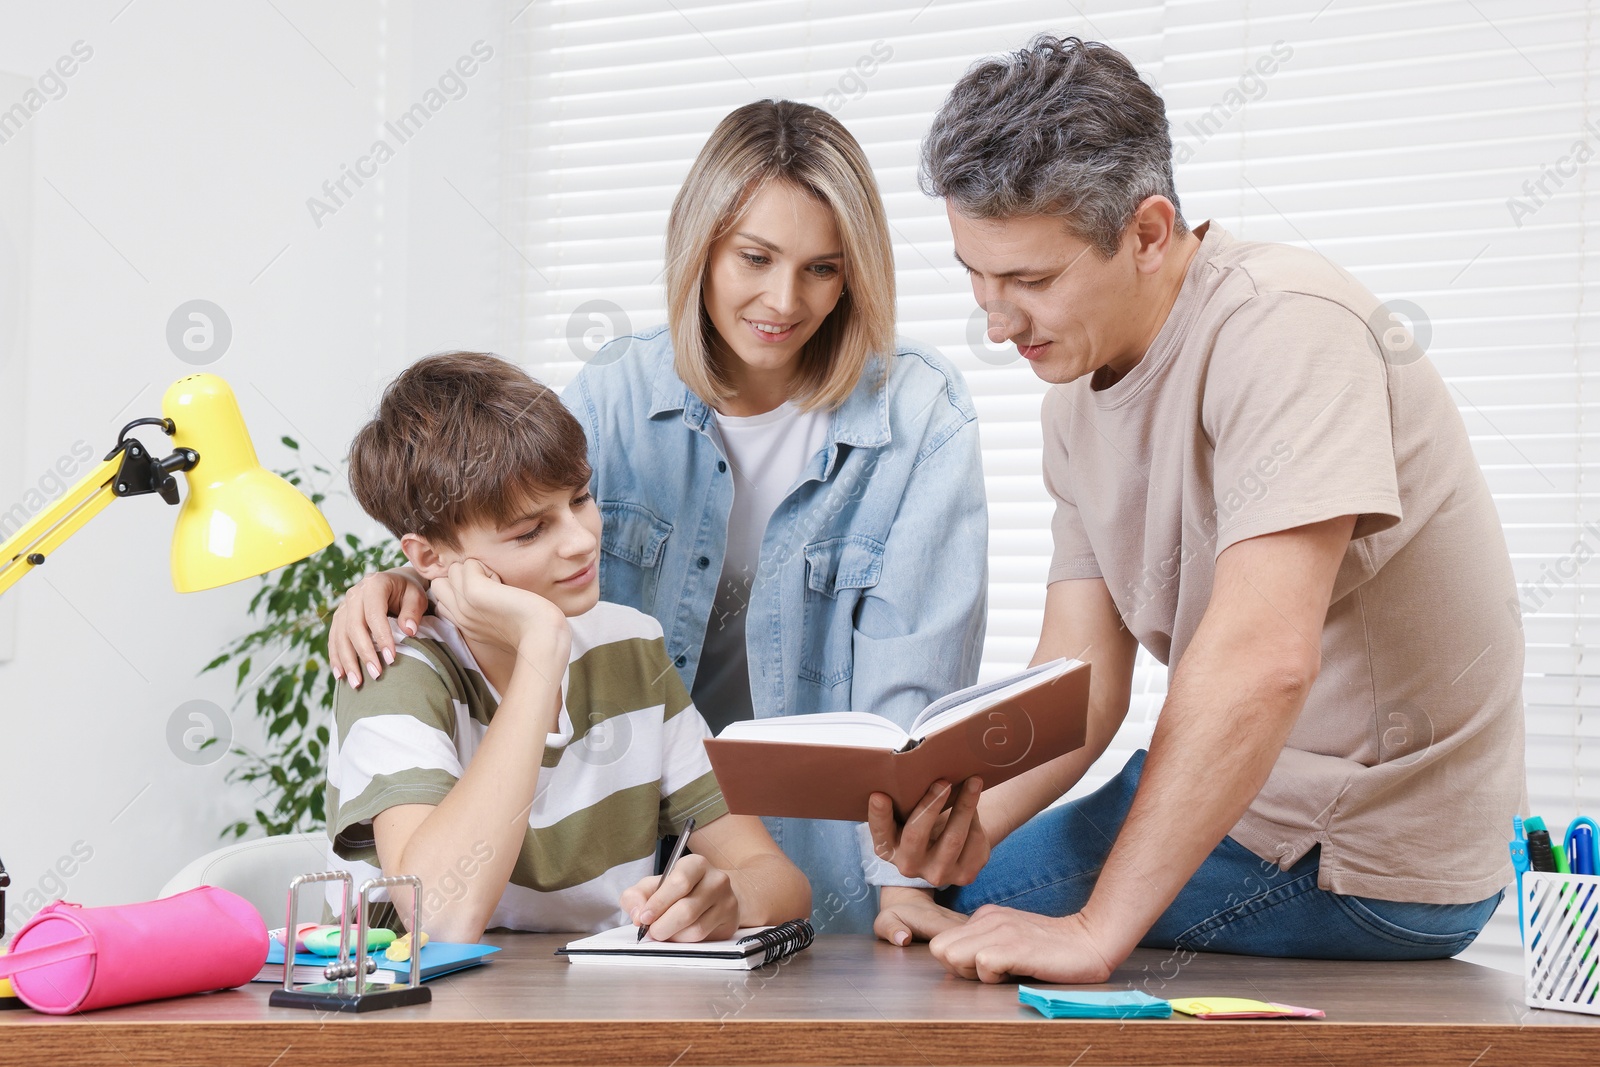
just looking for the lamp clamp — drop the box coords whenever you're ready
[106,417,198,506]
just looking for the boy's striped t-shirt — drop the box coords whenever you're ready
[324,600,728,934]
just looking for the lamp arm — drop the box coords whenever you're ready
[0,377,333,597]
[0,455,124,597]
[0,416,205,598]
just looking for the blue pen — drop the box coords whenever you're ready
[1511,816,1530,945]
[1567,817,1599,876]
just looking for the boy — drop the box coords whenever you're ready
[326,351,810,942]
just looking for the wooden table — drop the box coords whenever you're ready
[4,933,1600,1065]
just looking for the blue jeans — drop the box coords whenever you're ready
[940,750,1503,960]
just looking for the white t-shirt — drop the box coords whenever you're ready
[693,401,830,734]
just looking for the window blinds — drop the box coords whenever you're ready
[508,0,1592,974]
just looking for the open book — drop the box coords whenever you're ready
[703,658,1090,821]
[557,919,815,970]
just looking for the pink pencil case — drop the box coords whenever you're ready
[0,886,268,1014]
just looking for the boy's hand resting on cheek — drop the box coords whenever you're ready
[431,560,570,665]
[621,855,740,942]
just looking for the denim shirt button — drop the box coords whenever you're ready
[716,460,727,473]
[697,556,710,569]
[675,654,687,668]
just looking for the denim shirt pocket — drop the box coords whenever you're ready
[599,501,672,609]
[799,535,885,689]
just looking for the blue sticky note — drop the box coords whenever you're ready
[1019,985,1173,1019]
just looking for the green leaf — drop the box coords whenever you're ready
[203,463,402,841]
[282,436,299,450]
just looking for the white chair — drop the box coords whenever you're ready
[160,833,332,927]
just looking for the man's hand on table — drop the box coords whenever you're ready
[929,906,1119,984]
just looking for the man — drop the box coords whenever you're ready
[865,35,1526,983]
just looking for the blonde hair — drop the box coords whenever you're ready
[664,100,895,411]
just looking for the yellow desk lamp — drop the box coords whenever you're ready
[0,373,333,597]
[0,371,332,991]
[0,373,332,1002]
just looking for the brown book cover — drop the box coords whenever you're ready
[702,660,1091,822]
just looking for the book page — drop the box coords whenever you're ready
[909,659,1077,740]
[715,711,911,750]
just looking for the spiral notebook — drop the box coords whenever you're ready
[556,919,815,970]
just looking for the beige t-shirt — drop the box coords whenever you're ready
[1044,222,1526,905]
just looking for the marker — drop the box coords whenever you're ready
[1567,817,1600,876]
[1529,829,1558,873]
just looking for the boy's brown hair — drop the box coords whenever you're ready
[348,351,591,551]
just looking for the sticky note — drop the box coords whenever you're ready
[1168,996,1324,1019]
[1019,985,1172,1019]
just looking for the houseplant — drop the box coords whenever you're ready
[202,437,406,839]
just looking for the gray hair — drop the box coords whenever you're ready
[921,36,1186,257]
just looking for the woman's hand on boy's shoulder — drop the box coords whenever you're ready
[329,568,431,689]
[432,560,570,661]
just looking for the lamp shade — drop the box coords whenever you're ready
[163,374,334,593]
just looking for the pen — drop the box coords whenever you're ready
[638,816,696,942]
[1567,817,1599,876]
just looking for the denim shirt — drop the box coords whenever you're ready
[565,325,988,934]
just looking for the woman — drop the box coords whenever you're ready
[327,100,988,935]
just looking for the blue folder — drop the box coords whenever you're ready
[260,940,500,982]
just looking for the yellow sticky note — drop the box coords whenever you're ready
[1169,996,1323,1019]
[1171,997,1277,1016]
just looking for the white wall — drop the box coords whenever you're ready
[0,0,513,927]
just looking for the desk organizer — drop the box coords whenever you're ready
[1522,871,1600,1014]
